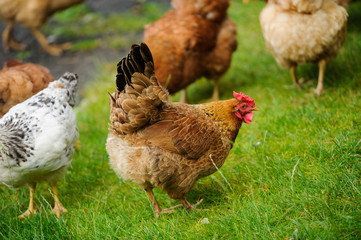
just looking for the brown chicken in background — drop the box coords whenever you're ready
[0,59,53,117]
[106,43,257,218]
[143,0,237,102]
[259,0,348,96]
[0,0,84,56]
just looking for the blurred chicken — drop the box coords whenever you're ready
[0,0,84,56]
[143,0,237,102]
[0,72,78,218]
[335,0,361,7]
[107,43,257,218]
[260,0,348,95]
[0,59,53,117]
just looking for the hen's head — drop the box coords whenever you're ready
[232,91,257,124]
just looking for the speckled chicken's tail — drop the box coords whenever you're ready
[108,43,169,134]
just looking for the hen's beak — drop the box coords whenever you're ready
[253,106,259,111]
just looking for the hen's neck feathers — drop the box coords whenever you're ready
[46,73,78,107]
[196,99,241,142]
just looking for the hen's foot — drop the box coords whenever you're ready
[74,139,81,149]
[154,207,177,219]
[156,199,204,218]
[18,184,37,219]
[181,198,204,210]
[51,185,67,218]
[313,87,324,96]
[7,39,26,51]
[53,203,68,218]
[44,42,72,56]
[18,208,37,219]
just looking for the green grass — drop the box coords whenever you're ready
[1,1,361,239]
[43,3,169,51]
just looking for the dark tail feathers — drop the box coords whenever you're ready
[116,43,154,92]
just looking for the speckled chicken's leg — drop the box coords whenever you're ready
[314,59,326,96]
[30,28,71,56]
[212,79,220,101]
[290,65,301,89]
[2,21,25,52]
[18,183,37,219]
[51,185,67,218]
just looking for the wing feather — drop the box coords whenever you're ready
[139,105,221,159]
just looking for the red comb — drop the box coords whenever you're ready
[233,91,255,105]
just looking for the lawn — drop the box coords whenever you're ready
[1,1,360,239]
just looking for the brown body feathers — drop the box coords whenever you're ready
[0,59,53,117]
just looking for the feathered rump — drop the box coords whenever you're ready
[109,43,169,134]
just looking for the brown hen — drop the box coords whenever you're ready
[143,0,237,102]
[106,43,257,218]
[0,59,53,117]
[0,0,84,55]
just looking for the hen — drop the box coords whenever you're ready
[259,0,348,95]
[143,0,237,102]
[106,43,257,218]
[0,0,84,55]
[0,72,78,218]
[0,59,53,117]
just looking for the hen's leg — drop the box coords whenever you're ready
[180,89,189,103]
[2,21,25,51]
[30,28,71,56]
[18,183,37,219]
[51,185,67,218]
[145,189,164,218]
[290,65,301,89]
[212,79,219,101]
[145,189,179,218]
[314,59,326,96]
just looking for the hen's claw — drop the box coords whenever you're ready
[181,198,204,210]
[18,208,37,219]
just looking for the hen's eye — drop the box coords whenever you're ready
[242,105,246,108]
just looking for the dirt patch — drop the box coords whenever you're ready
[0,0,169,95]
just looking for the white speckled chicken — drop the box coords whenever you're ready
[0,72,78,218]
[106,43,257,218]
[259,0,348,95]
